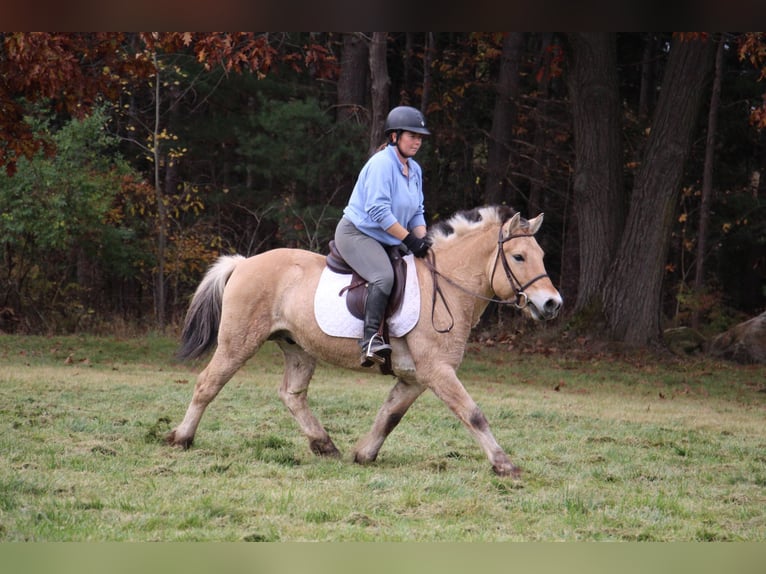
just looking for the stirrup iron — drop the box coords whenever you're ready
[360,333,392,367]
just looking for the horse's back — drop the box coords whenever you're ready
[221,248,325,318]
[230,248,324,289]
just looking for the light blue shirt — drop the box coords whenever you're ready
[342,144,426,246]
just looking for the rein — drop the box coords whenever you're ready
[423,226,549,333]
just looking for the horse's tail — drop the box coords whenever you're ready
[177,254,246,360]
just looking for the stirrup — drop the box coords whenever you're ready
[360,334,392,367]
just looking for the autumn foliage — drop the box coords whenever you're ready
[0,32,283,176]
[0,32,763,338]
[738,32,766,128]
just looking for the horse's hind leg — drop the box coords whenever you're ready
[167,344,250,448]
[353,377,426,465]
[277,341,340,458]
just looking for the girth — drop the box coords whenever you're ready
[325,240,408,320]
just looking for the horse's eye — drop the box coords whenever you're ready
[513,254,525,262]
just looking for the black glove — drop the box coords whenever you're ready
[402,233,431,258]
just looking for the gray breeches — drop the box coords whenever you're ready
[334,217,394,296]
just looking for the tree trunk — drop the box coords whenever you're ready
[421,32,435,115]
[692,33,725,328]
[603,34,714,344]
[403,33,415,102]
[484,32,524,206]
[368,32,390,157]
[638,33,659,123]
[566,33,624,312]
[337,33,369,124]
[527,33,554,216]
[152,53,167,332]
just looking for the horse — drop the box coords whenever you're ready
[167,205,562,477]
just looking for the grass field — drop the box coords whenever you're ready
[0,333,764,541]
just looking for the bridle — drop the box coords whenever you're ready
[423,225,550,333]
[491,226,551,310]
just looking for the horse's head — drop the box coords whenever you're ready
[491,212,563,321]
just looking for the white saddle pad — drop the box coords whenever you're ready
[313,254,420,338]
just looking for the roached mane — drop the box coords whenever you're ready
[427,205,519,247]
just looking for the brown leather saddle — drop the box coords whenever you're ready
[325,240,408,321]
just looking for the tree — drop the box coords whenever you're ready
[336,33,368,124]
[142,33,280,328]
[638,34,660,122]
[368,32,390,156]
[525,33,564,217]
[0,33,153,176]
[3,32,762,338]
[484,32,524,205]
[421,32,436,114]
[692,33,725,329]
[234,96,365,251]
[567,33,717,344]
[0,32,272,175]
[0,32,328,330]
[0,109,146,331]
[565,33,625,313]
[601,34,715,344]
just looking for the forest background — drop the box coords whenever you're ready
[0,32,764,347]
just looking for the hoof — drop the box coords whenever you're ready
[352,451,378,465]
[165,430,194,449]
[492,462,521,479]
[309,437,341,458]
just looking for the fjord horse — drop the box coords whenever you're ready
[168,205,562,476]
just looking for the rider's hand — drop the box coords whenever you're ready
[402,233,431,257]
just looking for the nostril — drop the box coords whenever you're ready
[544,298,562,314]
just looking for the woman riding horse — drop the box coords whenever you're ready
[170,205,563,476]
[334,106,432,367]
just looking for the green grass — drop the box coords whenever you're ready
[0,334,764,541]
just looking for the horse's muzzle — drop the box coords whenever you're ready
[526,294,562,321]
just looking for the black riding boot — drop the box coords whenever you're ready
[359,283,393,367]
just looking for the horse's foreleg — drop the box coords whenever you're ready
[277,342,340,458]
[353,377,426,465]
[427,368,520,478]
[167,348,247,448]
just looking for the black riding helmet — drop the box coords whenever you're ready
[384,106,431,136]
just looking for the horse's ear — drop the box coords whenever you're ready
[502,212,522,238]
[527,213,544,235]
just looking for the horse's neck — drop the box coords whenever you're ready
[431,229,497,324]
[436,229,495,285]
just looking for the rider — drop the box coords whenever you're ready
[334,105,432,367]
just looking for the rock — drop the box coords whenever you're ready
[664,327,706,355]
[0,307,20,333]
[708,311,766,364]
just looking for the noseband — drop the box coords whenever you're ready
[424,225,550,333]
